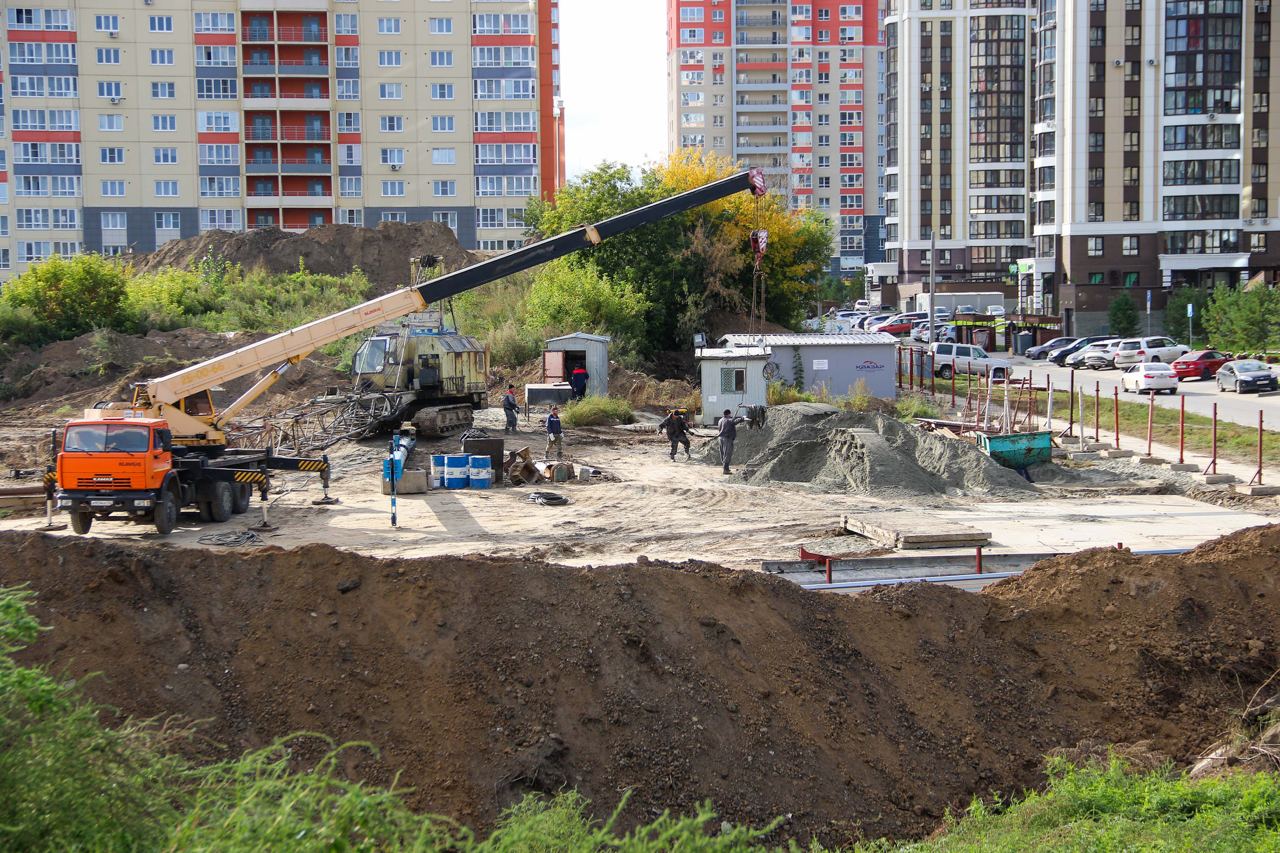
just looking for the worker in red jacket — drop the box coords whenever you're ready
[569,366,589,400]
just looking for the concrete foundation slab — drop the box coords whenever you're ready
[1068,451,1100,460]
[1102,449,1134,458]
[1137,456,1165,465]
[1203,473,1237,484]
[1165,463,1200,472]
[1231,483,1280,496]
[844,514,991,550]
[1085,442,1112,451]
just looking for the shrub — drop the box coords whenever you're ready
[1108,293,1139,338]
[560,396,635,426]
[524,259,650,354]
[0,254,129,345]
[895,393,941,421]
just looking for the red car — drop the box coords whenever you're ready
[1171,350,1232,381]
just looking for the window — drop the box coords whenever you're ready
[430,50,452,67]
[198,112,236,133]
[194,12,235,33]
[155,212,180,230]
[335,13,357,34]
[382,211,407,223]
[99,114,124,132]
[149,15,173,32]
[150,49,174,66]
[720,368,746,393]
[200,176,240,198]
[474,79,501,100]
[1124,201,1140,221]
[339,176,362,197]
[1122,236,1138,256]
[379,115,404,132]
[477,208,506,229]
[7,8,38,29]
[431,83,454,100]
[380,147,405,166]
[338,79,360,100]
[152,114,176,132]
[101,212,127,230]
[337,112,360,133]
[200,210,242,232]
[97,47,120,64]
[506,143,536,164]
[95,14,119,32]
[476,176,503,196]
[1253,198,1269,218]
[377,17,401,34]
[507,175,537,196]
[381,180,405,197]
[378,50,401,67]
[199,144,239,166]
[1252,233,1267,253]
[432,147,456,165]
[16,209,50,230]
[197,46,236,67]
[432,115,455,133]
[429,18,452,34]
[153,147,177,165]
[196,79,237,100]
[336,46,360,67]
[1087,237,1103,256]
[154,180,178,198]
[100,147,125,165]
[10,42,43,64]
[379,83,403,100]
[152,82,176,99]
[433,180,456,197]
[98,81,122,100]
[100,180,125,197]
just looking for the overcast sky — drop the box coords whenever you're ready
[559,0,668,178]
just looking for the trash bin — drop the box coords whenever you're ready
[1014,331,1035,356]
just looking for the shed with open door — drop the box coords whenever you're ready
[543,333,610,397]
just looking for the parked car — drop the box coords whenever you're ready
[873,311,929,335]
[1171,350,1233,381]
[1112,336,1191,367]
[930,342,1010,380]
[1081,345,1122,370]
[909,319,932,341]
[926,323,957,344]
[1065,338,1121,368]
[1049,335,1114,366]
[1216,360,1279,393]
[858,312,894,330]
[955,304,978,315]
[853,299,871,311]
[1026,336,1077,361]
[986,305,1007,317]
[1121,363,1179,395]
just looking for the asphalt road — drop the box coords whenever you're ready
[1013,357,1280,431]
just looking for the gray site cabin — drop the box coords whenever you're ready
[719,333,898,399]
[696,346,770,426]
[543,333,610,397]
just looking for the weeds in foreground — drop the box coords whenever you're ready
[560,396,636,427]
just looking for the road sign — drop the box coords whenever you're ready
[1146,290,1152,314]
[1188,302,1195,318]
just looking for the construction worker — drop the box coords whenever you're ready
[544,405,564,460]
[717,409,747,475]
[568,366,589,400]
[657,409,693,460]
[501,384,519,434]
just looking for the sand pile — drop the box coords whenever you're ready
[133,221,478,295]
[702,402,1036,497]
[4,526,1279,845]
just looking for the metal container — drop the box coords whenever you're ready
[977,431,1052,470]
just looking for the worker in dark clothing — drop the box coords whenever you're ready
[656,409,693,460]
[717,409,747,474]
[501,384,519,434]
[544,405,564,460]
[568,366,589,400]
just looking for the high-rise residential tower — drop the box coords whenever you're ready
[0,0,565,279]
[667,0,886,277]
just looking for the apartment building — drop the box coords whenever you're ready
[1029,0,1280,335]
[0,0,565,280]
[879,0,1035,311]
[666,0,886,277]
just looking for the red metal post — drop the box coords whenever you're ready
[1178,396,1186,465]
[1204,403,1218,475]
[975,545,983,574]
[1146,391,1155,458]
[1094,381,1101,443]
[1251,410,1264,486]
[825,558,832,585]
[1113,387,1121,449]
[1067,369,1076,436]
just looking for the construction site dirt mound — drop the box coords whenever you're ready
[4,526,1278,845]
[132,222,479,294]
[700,402,1037,497]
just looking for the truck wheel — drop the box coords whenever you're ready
[69,512,93,535]
[232,484,251,515]
[154,489,178,535]
[938,365,954,380]
[198,501,213,522]
[210,481,234,523]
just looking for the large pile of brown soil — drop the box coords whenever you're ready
[133,222,478,295]
[3,527,1277,845]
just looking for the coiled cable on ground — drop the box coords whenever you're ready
[197,530,265,547]
[525,491,570,507]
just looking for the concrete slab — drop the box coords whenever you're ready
[1085,442,1113,451]
[1203,473,1238,485]
[1137,456,1165,465]
[1102,449,1134,458]
[1231,483,1280,496]
[1068,451,1100,460]
[1165,463,1200,472]
[844,514,990,549]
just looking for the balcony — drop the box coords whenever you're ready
[246,158,333,174]
[278,58,329,75]
[245,126,331,141]
[244,92,331,110]
[242,26,327,42]
[736,14,785,26]
[246,190,335,207]
[736,34,786,45]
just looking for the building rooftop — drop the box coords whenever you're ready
[720,332,898,347]
[696,347,771,360]
[546,332,612,344]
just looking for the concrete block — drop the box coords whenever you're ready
[1164,463,1200,472]
[382,468,429,495]
[1137,456,1165,465]
[1085,442,1112,451]
[1068,451,1100,461]
[1102,449,1134,458]
[1231,483,1280,496]
[1202,473,1237,485]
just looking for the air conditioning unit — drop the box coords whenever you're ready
[1209,113,1217,121]
[390,163,401,171]
[1113,59,1122,67]
[108,30,118,38]
[109,96,121,104]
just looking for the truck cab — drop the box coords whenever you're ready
[55,417,179,535]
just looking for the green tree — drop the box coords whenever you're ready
[1163,286,1210,345]
[1108,293,1139,337]
[524,259,650,358]
[1205,285,1277,354]
[0,254,129,344]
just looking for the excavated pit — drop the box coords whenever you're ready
[3,525,1279,845]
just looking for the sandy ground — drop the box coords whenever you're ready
[2,407,1277,570]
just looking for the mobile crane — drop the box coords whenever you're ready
[53,168,768,535]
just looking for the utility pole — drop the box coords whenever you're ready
[928,231,936,316]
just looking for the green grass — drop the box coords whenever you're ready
[559,396,636,427]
